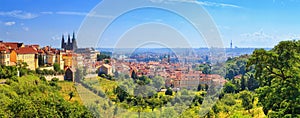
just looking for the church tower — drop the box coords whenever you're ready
[72,32,78,51]
[61,32,78,51]
[61,35,65,49]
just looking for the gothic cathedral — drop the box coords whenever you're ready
[61,32,78,51]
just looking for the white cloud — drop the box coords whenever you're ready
[0,10,38,19]
[151,0,241,8]
[241,29,275,41]
[287,33,300,40]
[22,27,29,31]
[51,35,61,41]
[56,11,113,18]
[40,11,53,15]
[4,21,16,26]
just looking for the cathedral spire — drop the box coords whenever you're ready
[67,34,71,45]
[72,31,77,51]
[72,31,75,41]
[61,35,65,49]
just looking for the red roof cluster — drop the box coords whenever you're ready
[16,46,38,54]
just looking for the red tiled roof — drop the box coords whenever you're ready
[16,47,38,54]
[25,45,40,49]
[2,42,23,49]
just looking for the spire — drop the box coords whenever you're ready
[61,35,65,49]
[230,40,233,49]
[67,34,71,45]
[72,31,76,41]
[72,32,77,51]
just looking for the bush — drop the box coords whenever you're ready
[51,77,59,82]
[40,76,46,81]
[165,88,173,96]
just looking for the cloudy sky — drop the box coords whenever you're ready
[0,0,300,48]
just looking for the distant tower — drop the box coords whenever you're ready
[61,32,78,51]
[230,40,233,49]
[61,35,65,49]
[167,54,170,64]
[72,32,78,51]
[67,34,71,46]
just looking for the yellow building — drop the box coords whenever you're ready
[0,44,10,66]
[55,53,64,70]
[62,53,74,69]
[15,47,39,70]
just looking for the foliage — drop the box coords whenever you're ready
[248,40,300,117]
[0,65,18,79]
[165,87,173,96]
[53,62,61,72]
[223,81,236,93]
[97,53,111,61]
[152,76,165,90]
[239,91,254,112]
[0,75,93,117]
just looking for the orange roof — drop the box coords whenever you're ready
[2,42,23,49]
[16,47,38,54]
[0,43,8,51]
[25,45,40,49]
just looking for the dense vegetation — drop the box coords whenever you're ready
[248,40,300,117]
[0,75,93,117]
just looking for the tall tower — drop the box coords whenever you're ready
[61,35,65,49]
[67,34,71,50]
[230,40,233,49]
[72,32,78,51]
[67,34,71,45]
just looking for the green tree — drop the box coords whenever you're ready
[223,81,236,93]
[160,107,178,118]
[53,63,60,72]
[114,86,129,102]
[240,75,246,90]
[146,98,162,111]
[131,95,148,118]
[202,64,211,74]
[197,84,203,91]
[248,40,300,117]
[68,91,75,100]
[165,88,173,96]
[204,84,209,91]
[226,69,235,80]
[247,74,259,91]
[152,76,165,90]
[239,90,254,113]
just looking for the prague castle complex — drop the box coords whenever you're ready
[61,32,77,51]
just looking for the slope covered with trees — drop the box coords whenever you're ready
[0,75,93,117]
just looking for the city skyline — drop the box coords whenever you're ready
[1,0,300,48]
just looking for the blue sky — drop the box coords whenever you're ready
[0,0,300,48]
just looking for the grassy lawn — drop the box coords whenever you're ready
[57,81,83,104]
[83,77,118,99]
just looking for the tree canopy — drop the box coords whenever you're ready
[248,40,300,117]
